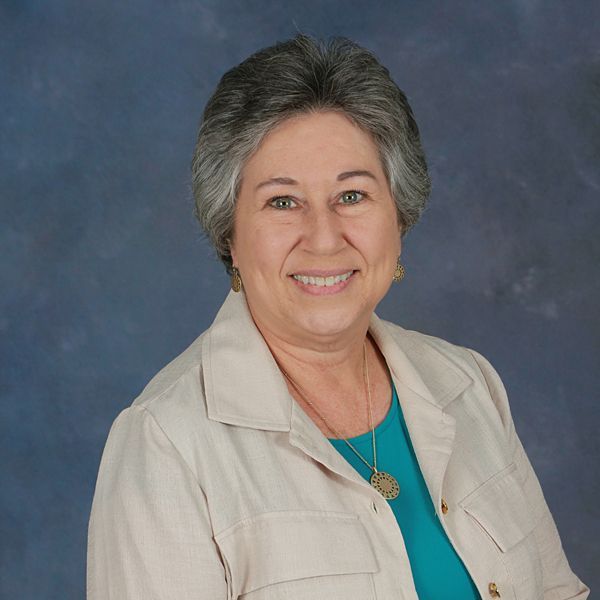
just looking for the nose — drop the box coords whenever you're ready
[301,204,347,255]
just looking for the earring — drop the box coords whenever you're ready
[392,258,405,282]
[231,266,242,292]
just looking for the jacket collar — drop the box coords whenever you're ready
[202,290,473,431]
[202,290,475,504]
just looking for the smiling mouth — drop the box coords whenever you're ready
[291,270,355,287]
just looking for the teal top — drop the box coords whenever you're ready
[328,382,480,600]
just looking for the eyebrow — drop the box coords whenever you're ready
[254,170,378,191]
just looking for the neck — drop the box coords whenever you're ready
[253,317,371,389]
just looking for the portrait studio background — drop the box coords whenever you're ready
[1,1,598,597]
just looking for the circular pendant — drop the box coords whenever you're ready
[370,470,400,500]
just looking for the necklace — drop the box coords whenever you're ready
[277,340,400,500]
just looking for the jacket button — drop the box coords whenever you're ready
[488,582,501,597]
[441,498,449,514]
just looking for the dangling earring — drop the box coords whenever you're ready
[392,258,405,282]
[231,266,242,292]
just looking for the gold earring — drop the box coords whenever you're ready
[393,259,405,282]
[231,266,242,292]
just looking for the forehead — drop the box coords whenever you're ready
[242,111,384,181]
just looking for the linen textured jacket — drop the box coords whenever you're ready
[87,290,589,600]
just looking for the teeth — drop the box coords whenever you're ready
[292,271,353,287]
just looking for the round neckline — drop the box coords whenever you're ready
[328,382,398,445]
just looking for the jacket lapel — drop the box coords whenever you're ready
[202,290,292,431]
[203,290,474,505]
[367,315,472,507]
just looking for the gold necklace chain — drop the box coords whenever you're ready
[276,340,400,500]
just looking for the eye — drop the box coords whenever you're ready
[339,190,366,204]
[269,196,297,210]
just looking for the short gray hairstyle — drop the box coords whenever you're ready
[191,34,431,274]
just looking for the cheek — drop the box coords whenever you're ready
[374,235,399,265]
[354,215,400,261]
[382,210,402,256]
[247,224,295,272]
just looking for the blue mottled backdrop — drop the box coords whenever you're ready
[1,1,598,597]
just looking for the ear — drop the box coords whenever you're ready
[397,213,407,254]
[228,238,238,267]
[397,213,405,237]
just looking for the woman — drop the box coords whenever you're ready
[87,34,589,599]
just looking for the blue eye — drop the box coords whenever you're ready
[269,196,297,209]
[339,190,365,204]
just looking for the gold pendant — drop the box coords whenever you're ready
[370,470,400,500]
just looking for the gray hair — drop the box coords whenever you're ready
[191,34,431,274]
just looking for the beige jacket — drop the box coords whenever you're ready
[87,290,589,600]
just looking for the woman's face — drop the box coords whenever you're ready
[230,110,402,346]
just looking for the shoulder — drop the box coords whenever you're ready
[379,317,514,428]
[378,317,481,373]
[132,329,208,409]
[104,329,213,480]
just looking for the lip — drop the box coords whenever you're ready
[289,270,357,296]
[288,269,356,277]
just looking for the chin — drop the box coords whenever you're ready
[294,306,364,339]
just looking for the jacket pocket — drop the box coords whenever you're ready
[459,462,543,599]
[459,462,535,552]
[214,510,379,600]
